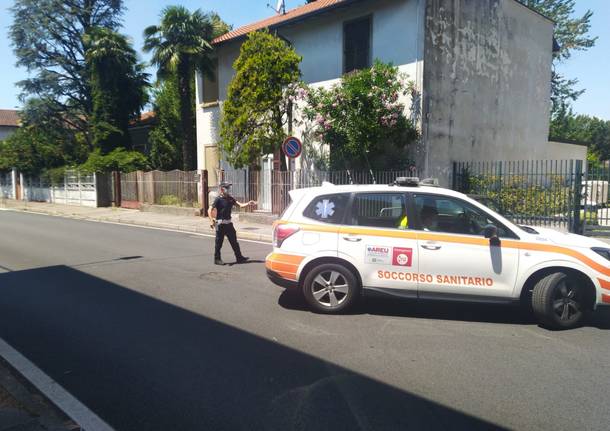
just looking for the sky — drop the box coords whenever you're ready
[0,0,608,120]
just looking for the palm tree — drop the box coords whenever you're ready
[86,27,149,153]
[143,7,229,171]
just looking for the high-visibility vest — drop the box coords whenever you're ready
[399,215,408,229]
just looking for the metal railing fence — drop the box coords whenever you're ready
[218,168,419,215]
[452,160,583,233]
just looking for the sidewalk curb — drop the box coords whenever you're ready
[1,205,273,243]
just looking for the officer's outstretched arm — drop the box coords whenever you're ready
[236,200,257,208]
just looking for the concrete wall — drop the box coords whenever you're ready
[422,0,554,185]
[547,141,588,162]
[196,0,426,171]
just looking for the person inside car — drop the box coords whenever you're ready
[420,205,439,231]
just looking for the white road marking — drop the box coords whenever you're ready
[0,338,115,431]
[0,208,272,245]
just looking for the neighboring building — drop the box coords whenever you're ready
[547,138,588,163]
[129,111,157,155]
[0,109,20,141]
[196,0,556,185]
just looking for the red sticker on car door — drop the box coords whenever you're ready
[392,248,413,267]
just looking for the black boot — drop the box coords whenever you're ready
[215,258,225,266]
[236,256,249,264]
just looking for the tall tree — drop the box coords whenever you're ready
[220,30,302,170]
[0,99,88,175]
[550,108,610,162]
[10,0,124,140]
[85,27,149,154]
[149,74,184,170]
[518,0,596,114]
[143,7,229,171]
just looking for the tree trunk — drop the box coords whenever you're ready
[178,60,196,171]
[275,107,288,171]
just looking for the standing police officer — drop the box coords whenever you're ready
[208,182,256,265]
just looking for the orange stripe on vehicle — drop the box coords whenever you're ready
[267,253,305,265]
[270,262,299,274]
[602,294,610,304]
[276,221,610,277]
[266,253,305,281]
[505,241,610,278]
[599,279,610,291]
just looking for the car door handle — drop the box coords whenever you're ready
[421,243,441,251]
[343,237,362,242]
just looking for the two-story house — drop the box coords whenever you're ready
[195,0,556,187]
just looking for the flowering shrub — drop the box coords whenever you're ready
[298,61,418,170]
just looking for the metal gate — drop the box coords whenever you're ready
[0,171,13,199]
[583,167,610,237]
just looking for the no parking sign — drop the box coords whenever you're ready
[282,136,302,159]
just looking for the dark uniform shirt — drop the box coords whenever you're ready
[213,195,237,220]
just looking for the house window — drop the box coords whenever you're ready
[202,59,219,104]
[343,16,372,74]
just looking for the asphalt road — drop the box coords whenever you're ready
[0,210,609,431]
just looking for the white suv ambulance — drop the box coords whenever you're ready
[266,178,610,329]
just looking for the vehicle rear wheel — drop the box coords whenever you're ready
[302,263,359,314]
[532,272,585,329]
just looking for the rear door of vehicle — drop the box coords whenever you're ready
[298,192,352,256]
[338,192,419,296]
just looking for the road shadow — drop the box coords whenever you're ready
[278,289,610,329]
[0,266,503,431]
[227,259,265,267]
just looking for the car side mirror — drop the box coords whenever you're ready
[484,224,501,246]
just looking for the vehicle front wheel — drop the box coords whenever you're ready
[532,272,586,329]
[302,263,359,314]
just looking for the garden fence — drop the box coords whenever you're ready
[452,160,589,234]
[218,168,419,215]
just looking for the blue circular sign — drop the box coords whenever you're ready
[282,136,302,159]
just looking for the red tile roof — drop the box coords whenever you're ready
[129,111,157,127]
[0,109,20,127]
[213,0,354,44]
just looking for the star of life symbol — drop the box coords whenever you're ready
[315,199,335,219]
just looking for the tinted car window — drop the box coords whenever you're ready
[303,193,350,224]
[414,194,513,238]
[348,193,408,229]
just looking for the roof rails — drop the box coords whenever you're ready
[392,177,440,187]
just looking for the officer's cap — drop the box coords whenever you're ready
[219,181,232,188]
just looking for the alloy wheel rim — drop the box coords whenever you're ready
[552,280,582,322]
[311,270,349,308]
